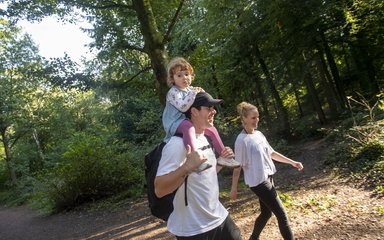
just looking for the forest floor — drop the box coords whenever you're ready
[0,138,383,240]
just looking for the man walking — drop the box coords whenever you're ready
[155,92,242,240]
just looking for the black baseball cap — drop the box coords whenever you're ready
[191,92,223,108]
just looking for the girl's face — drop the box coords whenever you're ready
[172,67,192,90]
[242,109,259,130]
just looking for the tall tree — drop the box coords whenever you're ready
[6,0,188,104]
[0,20,42,184]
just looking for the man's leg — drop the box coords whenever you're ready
[176,215,242,240]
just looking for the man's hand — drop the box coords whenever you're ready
[183,145,208,173]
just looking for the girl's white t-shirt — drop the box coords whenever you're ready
[234,130,276,187]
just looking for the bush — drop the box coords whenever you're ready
[31,133,142,213]
[325,127,384,196]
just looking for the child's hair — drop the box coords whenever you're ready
[237,102,258,119]
[167,57,195,87]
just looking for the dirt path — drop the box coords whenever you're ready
[1,139,383,240]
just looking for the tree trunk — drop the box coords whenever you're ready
[132,0,169,105]
[1,127,17,185]
[320,30,347,108]
[246,56,271,129]
[32,128,45,171]
[349,35,380,98]
[302,51,327,124]
[286,66,304,118]
[318,46,343,111]
[315,50,339,117]
[254,76,271,130]
[253,44,291,137]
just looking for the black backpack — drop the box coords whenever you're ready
[144,135,188,221]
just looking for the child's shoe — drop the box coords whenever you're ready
[193,162,212,172]
[217,157,240,168]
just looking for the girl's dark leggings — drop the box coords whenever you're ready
[249,176,294,240]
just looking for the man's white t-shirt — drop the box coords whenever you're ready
[156,134,228,237]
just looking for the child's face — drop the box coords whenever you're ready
[172,67,192,90]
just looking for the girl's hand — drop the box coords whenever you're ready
[292,161,304,171]
[193,87,205,93]
[230,189,238,201]
[220,146,234,159]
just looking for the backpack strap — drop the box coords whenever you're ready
[184,176,188,206]
[172,133,188,206]
[173,133,213,207]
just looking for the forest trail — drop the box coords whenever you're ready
[0,139,383,240]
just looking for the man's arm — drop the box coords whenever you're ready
[154,147,207,198]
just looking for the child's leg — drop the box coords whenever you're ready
[176,120,197,152]
[204,126,225,156]
[205,126,240,168]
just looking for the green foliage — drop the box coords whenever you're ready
[278,191,293,208]
[0,175,35,206]
[2,0,384,213]
[324,94,384,196]
[291,114,327,139]
[300,194,336,212]
[325,126,384,196]
[268,138,291,154]
[30,133,142,213]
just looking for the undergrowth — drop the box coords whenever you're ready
[324,94,384,197]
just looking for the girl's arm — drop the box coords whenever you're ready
[167,87,198,112]
[230,167,241,200]
[230,140,244,200]
[271,151,304,171]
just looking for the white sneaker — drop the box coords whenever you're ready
[193,162,212,173]
[217,157,240,168]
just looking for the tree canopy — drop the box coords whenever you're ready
[0,0,383,211]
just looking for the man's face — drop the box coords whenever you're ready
[196,106,217,130]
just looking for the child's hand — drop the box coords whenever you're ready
[220,146,234,159]
[193,87,205,93]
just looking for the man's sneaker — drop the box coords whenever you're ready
[193,162,212,173]
[217,157,240,168]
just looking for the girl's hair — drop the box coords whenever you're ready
[166,57,195,87]
[237,102,258,119]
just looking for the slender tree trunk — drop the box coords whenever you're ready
[349,35,380,98]
[320,30,347,108]
[253,44,291,137]
[246,56,271,129]
[132,0,169,105]
[315,50,339,117]
[286,67,304,118]
[318,46,343,111]
[302,51,327,124]
[254,76,271,130]
[32,128,45,171]
[1,127,17,185]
